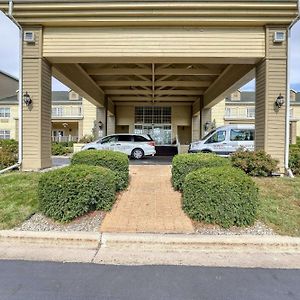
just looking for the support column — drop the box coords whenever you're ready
[97,107,106,138]
[191,114,201,142]
[78,120,83,140]
[255,27,288,172]
[22,27,52,170]
[107,114,116,135]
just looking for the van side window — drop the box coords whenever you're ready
[230,129,255,141]
[205,130,226,144]
[117,135,132,142]
[101,136,118,144]
[134,135,148,142]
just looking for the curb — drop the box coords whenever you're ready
[0,230,101,250]
[1,231,300,253]
[101,233,300,253]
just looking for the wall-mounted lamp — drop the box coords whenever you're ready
[275,94,285,108]
[23,92,32,106]
[98,121,103,130]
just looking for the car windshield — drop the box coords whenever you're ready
[201,129,216,141]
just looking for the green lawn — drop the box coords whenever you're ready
[0,171,299,236]
[254,177,300,237]
[0,172,41,230]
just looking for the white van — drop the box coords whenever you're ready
[188,124,255,156]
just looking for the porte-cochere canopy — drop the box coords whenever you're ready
[0,0,298,171]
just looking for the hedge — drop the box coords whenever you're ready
[71,150,129,190]
[51,143,72,156]
[38,165,116,222]
[0,139,18,154]
[0,149,17,170]
[231,150,279,176]
[183,166,259,228]
[172,153,230,191]
[289,146,300,175]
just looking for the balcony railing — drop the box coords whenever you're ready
[225,110,255,119]
[52,107,82,118]
[52,135,79,143]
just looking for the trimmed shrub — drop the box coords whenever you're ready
[0,149,17,170]
[51,143,70,156]
[0,139,18,154]
[172,153,230,191]
[183,166,259,228]
[79,135,94,143]
[38,165,116,222]
[231,150,278,176]
[289,147,300,175]
[71,150,129,190]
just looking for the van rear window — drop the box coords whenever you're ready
[134,135,149,142]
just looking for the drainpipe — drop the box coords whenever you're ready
[0,1,23,174]
[285,0,300,177]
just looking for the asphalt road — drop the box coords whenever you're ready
[0,260,299,300]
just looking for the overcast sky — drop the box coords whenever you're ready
[0,11,299,92]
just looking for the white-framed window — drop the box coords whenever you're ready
[52,107,63,117]
[225,107,231,117]
[246,108,255,118]
[0,108,10,118]
[0,130,10,140]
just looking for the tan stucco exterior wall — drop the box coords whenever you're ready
[0,104,18,140]
[292,105,300,136]
[211,99,226,127]
[82,98,97,137]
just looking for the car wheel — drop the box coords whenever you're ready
[201,149,212,153]
[131,148,144,159]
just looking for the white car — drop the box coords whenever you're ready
[81,134,156,159]
[188,124,255,156]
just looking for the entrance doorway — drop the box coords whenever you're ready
[134,106,172,145]
[134,124,172,145]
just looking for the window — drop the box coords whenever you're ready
[134,135,149,142]
[246,108,255,118]
[0,130,10,140]
[205,130,226,144]
[225,108,231,117]
[101,135,118,144]
[230,129,255,141]
[0,108,10,118]
[69,91,79,100]
[52,107,63,117]
[134,106,171,124]
[117,135,132,142]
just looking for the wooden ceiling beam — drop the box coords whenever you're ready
[155,81,211,87]
[86,66,222,76]
[97,81,152,86]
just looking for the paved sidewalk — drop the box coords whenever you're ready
[100,165,194,233]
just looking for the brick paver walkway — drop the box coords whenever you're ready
[100,165,194,233]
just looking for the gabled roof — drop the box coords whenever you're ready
[226,90,300,103]
[226,91,255,103]
[0,91,82,105]
[0,70,18,82]
[0,70,19,100]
